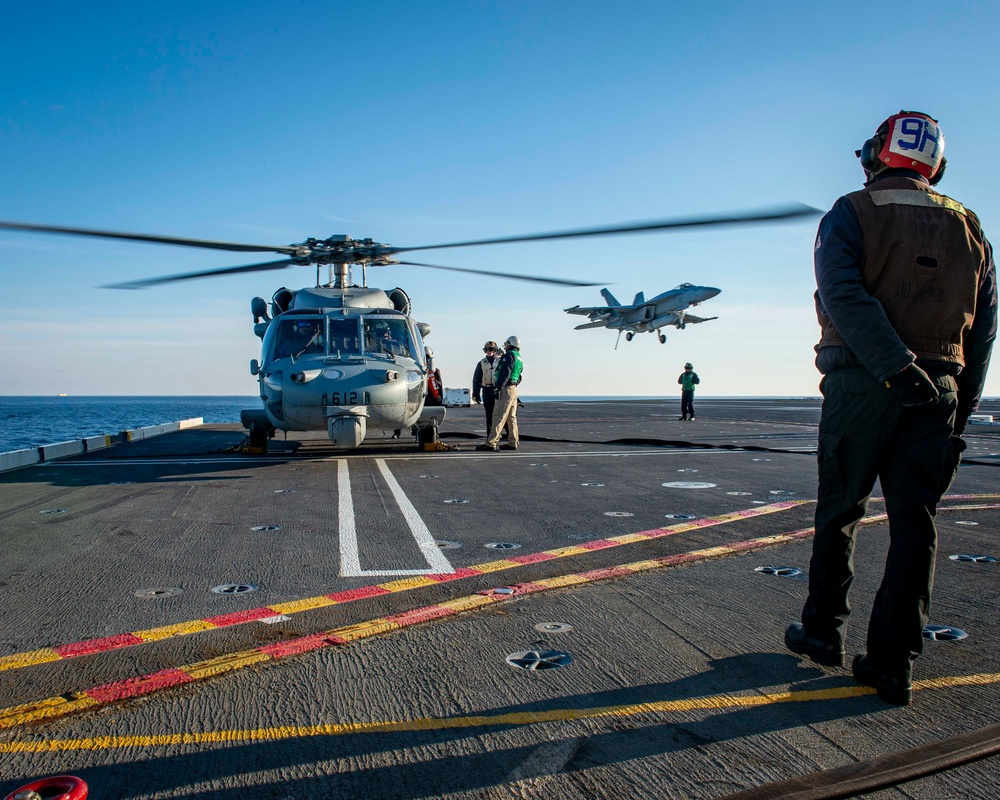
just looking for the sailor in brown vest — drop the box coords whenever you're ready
[472,341,502,433]
[785,111,997,705]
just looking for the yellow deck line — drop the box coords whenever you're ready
[3,673,998,753]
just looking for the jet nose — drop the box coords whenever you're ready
[701,287,721,299]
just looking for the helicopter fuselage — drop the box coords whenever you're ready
[245,285,443,449]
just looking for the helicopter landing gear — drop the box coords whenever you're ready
[414,405,447,450]
[417,420,439,450]
[240,409,275,455]
[248,421,273,454]
[625,332,634,342]
[658,332,667,344]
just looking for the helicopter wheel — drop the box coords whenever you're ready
[625,332,634,342]
[658,333,667,344]
[248,422,270,453]
[417,421,439,449]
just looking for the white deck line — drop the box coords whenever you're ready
[337,459,361,576]
[376,458,454,575]
[337,458,454,577]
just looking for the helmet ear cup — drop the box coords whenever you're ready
[858,135,882,173]
[929,156,947,186]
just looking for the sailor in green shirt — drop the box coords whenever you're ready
[677,362,700,421]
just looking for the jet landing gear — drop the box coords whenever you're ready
[625,332,634,342]
[658,331,667,344]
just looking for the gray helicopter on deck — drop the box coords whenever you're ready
[0,204,818,450]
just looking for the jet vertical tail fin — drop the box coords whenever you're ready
[600,288,621,307]
[632,291,645,305]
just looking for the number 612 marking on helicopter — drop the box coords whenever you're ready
[327,391,371,405]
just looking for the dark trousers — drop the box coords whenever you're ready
[483,390,496,433]
[680,390,695,418]
[802,367,961,678]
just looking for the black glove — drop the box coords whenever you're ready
[884,364,939,407]
[473,393,481,404]
[493,386,502,398]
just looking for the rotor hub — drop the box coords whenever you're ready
[294,236,397,266]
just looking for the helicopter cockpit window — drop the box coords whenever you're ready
[327,318,361,354]
[363,317,414,359]
[272,318,325,360]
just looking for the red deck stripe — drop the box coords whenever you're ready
[577,539,618,551]
[326,586,390,602]
[86,668,194,703]
[258,633,332,659]
[204,608,281,627]
[53,634,145,658]
[426,567,483,582]
[388,606,454,626]
[505,581,549,595]
[508,552,559,565]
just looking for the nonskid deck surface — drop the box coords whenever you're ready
[0,399,998,799]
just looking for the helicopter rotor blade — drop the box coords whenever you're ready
[388,203,821,254]
[103,259,302,289]
[0,220,302,255]
[394,261,602,287]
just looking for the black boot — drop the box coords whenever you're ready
[784,623,845,667]
[852,654,912,705]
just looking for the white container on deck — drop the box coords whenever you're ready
[443,388,471,407]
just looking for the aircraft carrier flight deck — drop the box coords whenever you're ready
[1,398,998,799]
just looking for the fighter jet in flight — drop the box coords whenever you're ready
[565,283,720,345]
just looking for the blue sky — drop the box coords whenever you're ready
[1,0,997,397]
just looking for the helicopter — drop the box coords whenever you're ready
[0,204,819,450]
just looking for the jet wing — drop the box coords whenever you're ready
[565,305,613,317]
[683,314,718,325]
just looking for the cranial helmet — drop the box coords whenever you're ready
[484,340,498,351]
[856,110,946,184]
[684,363,693,369]
[505,335,521,350]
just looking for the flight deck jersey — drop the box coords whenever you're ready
[495,350,523,388]
[679,371,700,391]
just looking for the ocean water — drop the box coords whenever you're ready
[0,396,259,454]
